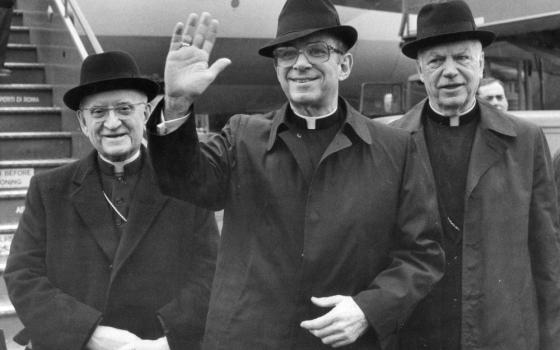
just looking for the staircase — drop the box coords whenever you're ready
[0,1,87,348]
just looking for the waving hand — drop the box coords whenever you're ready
[164,12,231,119]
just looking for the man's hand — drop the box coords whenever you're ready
[116,337,170,350]
[164,12,231,120]
[300,295,369,348]
[86,325,141,350]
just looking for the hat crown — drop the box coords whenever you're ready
[63,50,159,110]
[417,0,476,40]
[276,0,340,38]
[80,51,141,85]
[400,0,495,58]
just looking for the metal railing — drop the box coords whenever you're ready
[49,0,103,60]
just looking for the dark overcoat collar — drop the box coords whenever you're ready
[398,98,517,199]
[69,148,168,280]
[399,98,517,137]
[266,98,373,152]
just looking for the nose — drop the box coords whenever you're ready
[292,50,312,70]
[441,57,458,78]
[103,109,122,129]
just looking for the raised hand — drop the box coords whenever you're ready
[164,12,231,119]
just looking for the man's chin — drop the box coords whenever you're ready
[99,149,133,162]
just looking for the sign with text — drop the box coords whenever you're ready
[0,168,34,188]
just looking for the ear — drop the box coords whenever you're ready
[143,102,152,124]
[338,52,353,81]
[415,60,425,83]
[76,110,88,135]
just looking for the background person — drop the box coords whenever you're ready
[392,1,560,349]
[146,0,444,349]
[477,77,508,110]
[4,51,219,350]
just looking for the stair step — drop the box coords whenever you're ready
[11,10,22,27]
[0,106,62,132]
[16,0,49,12]
[0,282,16,317]
[0,225,15,272]
[9,26,30,44]
[0,84,53,107]
[6,43,37,62]
[0,225,14,273]
[15,9,65,27]
[0,279,17,317]
[0,132,73,160]
[0,158,74,189]
[0,224,16,234]
[0,189,26,228]
[11,25,73,46]
[0,158,74,170]
[0,158,74,190]
[1,62,45,84]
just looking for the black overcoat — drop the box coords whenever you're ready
[4,150,219,350]
[148,100,445,349]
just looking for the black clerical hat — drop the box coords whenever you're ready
[63,51,160,110]
[258,0,357,57]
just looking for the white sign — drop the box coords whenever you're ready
[0,168,34,188]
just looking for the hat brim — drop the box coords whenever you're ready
[63,77,160,110]
[401,30,496,59]
[258,25,358,57]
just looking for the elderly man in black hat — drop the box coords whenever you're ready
[4,51,219,350]
[392,1,560,349]
[146,0,445,349]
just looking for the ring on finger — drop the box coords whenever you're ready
[180,42,191,48]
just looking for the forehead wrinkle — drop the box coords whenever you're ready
[418,40,482,62]
[81,89,147,108]
[281,33,340,49]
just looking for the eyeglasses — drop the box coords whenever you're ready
[272,41,344,67]
[80,102,147,120]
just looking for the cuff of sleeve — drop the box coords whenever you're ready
[156,110,191,135]
[353,293,399,342]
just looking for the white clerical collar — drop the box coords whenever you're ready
[99,150,141,174]
[429,100,476,127]
[290,104,338,130]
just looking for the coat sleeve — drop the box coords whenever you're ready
[353,136,445,343]
[157,207,219,350]
[3,176,102,350]
[527,129,560,350]
[146,100,235,210]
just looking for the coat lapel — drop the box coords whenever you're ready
[111,158,168,280]
[321,100,372,161]
[397,100,517,204]
[465,104,516,199]
[70,152,119,261]
[394,99,435,180]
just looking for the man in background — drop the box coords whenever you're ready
[477,77,509,110]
